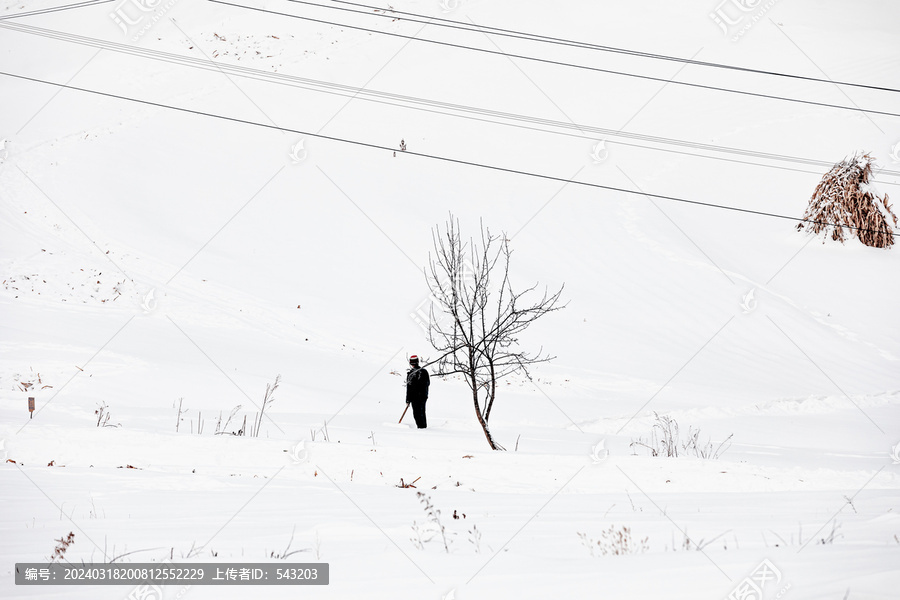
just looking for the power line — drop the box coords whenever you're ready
[7,0,892,97]
[0,0,114,21]
[2,68,895,235]
[209,0,900,119]
[314,0,900,94]
[3,21,897,184]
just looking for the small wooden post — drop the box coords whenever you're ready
[28,397,35,418]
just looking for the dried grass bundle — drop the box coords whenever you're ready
[797,152,897,248]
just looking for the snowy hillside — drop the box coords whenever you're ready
[1,0,899,598]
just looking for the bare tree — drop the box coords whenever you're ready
[424,215,565,450]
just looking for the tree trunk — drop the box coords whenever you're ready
[472,388,504,450]
[484,359,497,423]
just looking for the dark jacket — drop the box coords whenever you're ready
[405,366,430,404]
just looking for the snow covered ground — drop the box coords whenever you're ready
[1,0,899,598]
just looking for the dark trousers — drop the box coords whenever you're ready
[411,399,427,429]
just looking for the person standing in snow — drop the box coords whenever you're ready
[405,355,430,429]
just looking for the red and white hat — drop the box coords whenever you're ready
[409,355,419,363]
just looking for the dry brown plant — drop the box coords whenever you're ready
[797,152,897,248]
